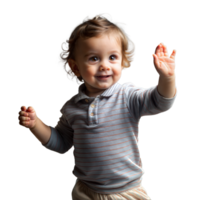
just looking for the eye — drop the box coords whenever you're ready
[89,56,99,62]
[89,55,117,62]
[110,55,117,60]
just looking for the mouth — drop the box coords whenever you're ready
[96,75,111,78]
[96,75,112,80]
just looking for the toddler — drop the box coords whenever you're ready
[19,15,177,200]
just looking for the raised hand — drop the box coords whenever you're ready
[153,43,176,78]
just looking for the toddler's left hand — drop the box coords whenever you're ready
[153,43,176,78]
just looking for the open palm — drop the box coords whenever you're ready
[153,43,176,78]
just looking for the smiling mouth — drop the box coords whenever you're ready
[96,75,111,78]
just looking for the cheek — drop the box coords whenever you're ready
[81,66,96,79]
[113,65,122,76]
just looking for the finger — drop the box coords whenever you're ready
[21,117,30,121]
[162,44,169,57]
[151,54,159,72]
[19,117,30,126]
[153,44,159,56]
[159,42,169,57]
[26,106,34,113]
[155,43,165,57]
[21,111,28,117]
[21,106,26,111]
[170,49,178,59]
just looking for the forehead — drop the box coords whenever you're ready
[75,33,121,53]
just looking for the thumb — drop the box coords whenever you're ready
[26,106,35,113]
[150,53,157,59]
[153,54,160,69]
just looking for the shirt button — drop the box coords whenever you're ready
[90,113,94,116]
[85,99,89,102]
[91,104,95,108]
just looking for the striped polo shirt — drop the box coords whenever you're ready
[43,82,176,194]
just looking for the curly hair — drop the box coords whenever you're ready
[60,15,135,82]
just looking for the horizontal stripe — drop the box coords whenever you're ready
[43,82,176,194]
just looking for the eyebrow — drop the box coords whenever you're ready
[84,51,121,58]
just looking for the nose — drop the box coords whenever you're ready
[99,62,110,71]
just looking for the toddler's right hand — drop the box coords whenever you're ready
[19,106,37,129]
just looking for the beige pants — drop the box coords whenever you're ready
[72,179,151,200]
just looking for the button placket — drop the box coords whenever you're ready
[90,103,95,117]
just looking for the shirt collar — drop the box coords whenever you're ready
[74,82,121,103]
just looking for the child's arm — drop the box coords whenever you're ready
[153,43,176,98]
[157,75,176,98]
[28,118,51,144]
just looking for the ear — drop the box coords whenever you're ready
[68,59,81,77]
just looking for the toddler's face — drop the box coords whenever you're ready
[71,33,123,97]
